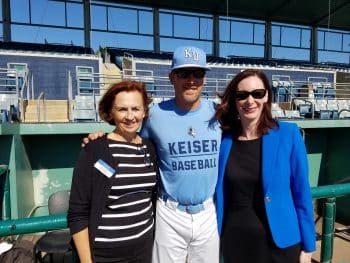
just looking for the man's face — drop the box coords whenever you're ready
[169,67,206,110]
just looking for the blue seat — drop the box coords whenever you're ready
[0,110,9,123]
[319,110,332,119]
[314,86,324,99]
[277,87,289,102]
[331,110,338,119]
[325,88,335,99]
[298,104,312,118]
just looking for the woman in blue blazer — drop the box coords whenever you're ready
[214,69,315,263]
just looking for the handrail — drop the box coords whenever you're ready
[37,92,46,122]
[0,213,67,236]
[73,70,350,102]
[0,165,7,175]
[339,109,350,119]
[311,183,350,263]
[19,70,29,100]
[68,71,73,121]
[0,183,349,263]
[18,71,27,121]
[312,183,350,199]
[0,164,11,220]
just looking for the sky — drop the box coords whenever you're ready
[1,0,349,64]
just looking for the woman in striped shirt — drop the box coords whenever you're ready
[68,80,158,263]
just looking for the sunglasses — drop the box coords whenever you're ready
[174,69,206,79]
[235,89,267,101]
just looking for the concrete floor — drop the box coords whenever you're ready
[313,220,350,263]
[3,219,349,263]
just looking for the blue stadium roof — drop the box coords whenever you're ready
[0,41,94,55]
[107,48,350,71]
[110,0,350,32]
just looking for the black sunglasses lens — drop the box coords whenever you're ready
[235,91,249,100]
[192,70,205,78]
[235,89,266,100]
[176,71,189,78]
[175,70,205,79]
[252,89,266,99]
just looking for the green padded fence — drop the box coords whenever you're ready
[311,183,350,263]
[0,183,350,263]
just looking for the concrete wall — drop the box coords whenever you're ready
[0,52,100,99]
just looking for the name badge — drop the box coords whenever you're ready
[94,159,116,178]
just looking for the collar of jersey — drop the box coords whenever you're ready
[172,99,203,116]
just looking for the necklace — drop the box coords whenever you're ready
[188,126,197,137]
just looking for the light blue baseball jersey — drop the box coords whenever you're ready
[141,99,221,205]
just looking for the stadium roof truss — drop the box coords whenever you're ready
[111,0,350,32]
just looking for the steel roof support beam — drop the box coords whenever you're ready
[2,0,11,42]
[153,8,160,53]
[265,21,272,60]
[213,15,220,57]
[311,26,318,64]
[84,0,91,48]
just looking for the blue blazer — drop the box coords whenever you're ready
[215,122,316,252]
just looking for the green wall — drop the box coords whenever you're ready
[0,123,113,219]
[0,135,12,165]
[321,128,350,223]
[299,124,350,224]
[1,121,350,223]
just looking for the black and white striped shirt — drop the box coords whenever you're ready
[94,140,157,247]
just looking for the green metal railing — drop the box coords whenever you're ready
[0,164,11,220]
[311,183,350,263]
[0,213,67,236]
[0,183,349,263]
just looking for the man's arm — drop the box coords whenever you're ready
[81,131,105,147]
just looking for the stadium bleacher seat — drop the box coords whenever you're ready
[299,104,312,118]
[338,100,349,111]
[339,109,350,119]
[72,95,98,122]
[271,103,285,119]
[314,84,324,99]
[319,110,332,119]
[0,110,8,123]
[331,110,339,119]
[327,100,338,111]
[292,99,312,118]
[314,99,331,119]
[284,110,301,119]
[325,88,336,99]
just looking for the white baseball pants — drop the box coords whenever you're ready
[152,198,220,263]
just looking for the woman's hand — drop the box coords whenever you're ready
[81,131,105,147]
[73,228,93,263]
[299,250,313,263]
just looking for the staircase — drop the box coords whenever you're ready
[23,100,69,123]
[100,63,122,92]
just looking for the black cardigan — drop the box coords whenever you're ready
[67,136,158,251]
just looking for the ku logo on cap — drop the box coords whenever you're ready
[184,48,199,61]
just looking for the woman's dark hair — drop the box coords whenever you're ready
[215,69,277,138]
[99,80,152,125]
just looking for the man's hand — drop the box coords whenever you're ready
[81,131,105,147]
[299,250,312,263]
